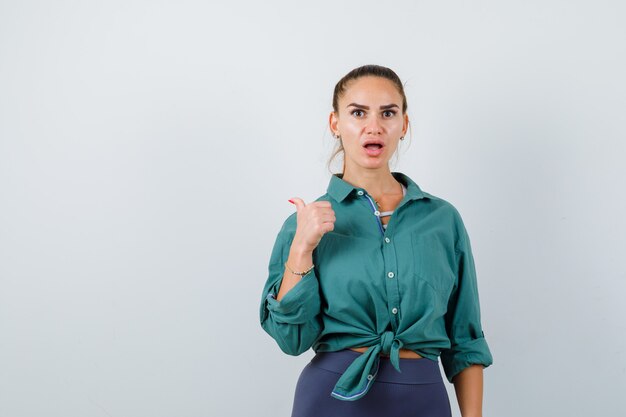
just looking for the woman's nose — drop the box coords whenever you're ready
[366,116,382,135]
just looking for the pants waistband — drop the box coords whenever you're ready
[310,349,443,385]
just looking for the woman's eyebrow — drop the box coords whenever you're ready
[346,103,400,110]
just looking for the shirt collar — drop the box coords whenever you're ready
[327,171,426,203]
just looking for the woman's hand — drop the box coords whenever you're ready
[275,198,335,302]
[289,198,336,253]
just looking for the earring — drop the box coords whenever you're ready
[400,136,404,141]
[335,133,342,140]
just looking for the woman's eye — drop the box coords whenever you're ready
[351,110,364,117]
[383,110,396,117]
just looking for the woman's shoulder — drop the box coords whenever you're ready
[395,172,462,218]
[417,190,474,249]
[419,190,464,220]
[277,211,297,237]
[410,190,471,248]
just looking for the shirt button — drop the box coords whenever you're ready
[367,374,374,381]
[384,237,391,243]
[387,272,394,278]
[357,190,364,196]
[392,307,398,314]
[374,210,380,216]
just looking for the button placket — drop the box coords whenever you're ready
[382,233,401,330]
[357,186,401,327]
[362,192,385,236]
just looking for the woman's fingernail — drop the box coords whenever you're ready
[288,199,294,204]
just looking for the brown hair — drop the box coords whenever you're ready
[328,65,409,174]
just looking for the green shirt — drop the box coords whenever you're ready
[260,172,493,401]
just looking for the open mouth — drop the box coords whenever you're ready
[363,143,384,156]
[364,143,383,150]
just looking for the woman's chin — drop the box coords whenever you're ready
[346,159,390,172]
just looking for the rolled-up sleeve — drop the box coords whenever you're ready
[440,216,493,383]
[259,218,323,356]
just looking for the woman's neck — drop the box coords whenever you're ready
[341,168,402,199]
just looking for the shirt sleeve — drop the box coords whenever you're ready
[259,217,323,356]
[440,214,493,383]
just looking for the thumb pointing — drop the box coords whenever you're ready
[288,197,306,212]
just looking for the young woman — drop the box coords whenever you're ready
[260,65,493,417]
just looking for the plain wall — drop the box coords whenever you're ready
[1,1,625,416]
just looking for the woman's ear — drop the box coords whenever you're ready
[403,113,409,136]
[329,111,339,136]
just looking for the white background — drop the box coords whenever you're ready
[1,1,625,416]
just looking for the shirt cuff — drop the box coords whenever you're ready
[265,270,320,324]
[440,336,493,383]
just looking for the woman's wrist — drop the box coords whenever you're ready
[276,246,314,302]
[289,239,314,258]
[284,261,314,276]
[287,249,313,267]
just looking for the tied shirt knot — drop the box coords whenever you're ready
[330,331,404,401]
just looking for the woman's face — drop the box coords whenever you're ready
[330,76,408,174]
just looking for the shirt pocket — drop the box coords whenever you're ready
[411,232,456,299]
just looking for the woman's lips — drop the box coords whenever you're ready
[363,143,384,157]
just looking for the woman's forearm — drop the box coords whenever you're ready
[452,364,484,417]
[276,246,313,301]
